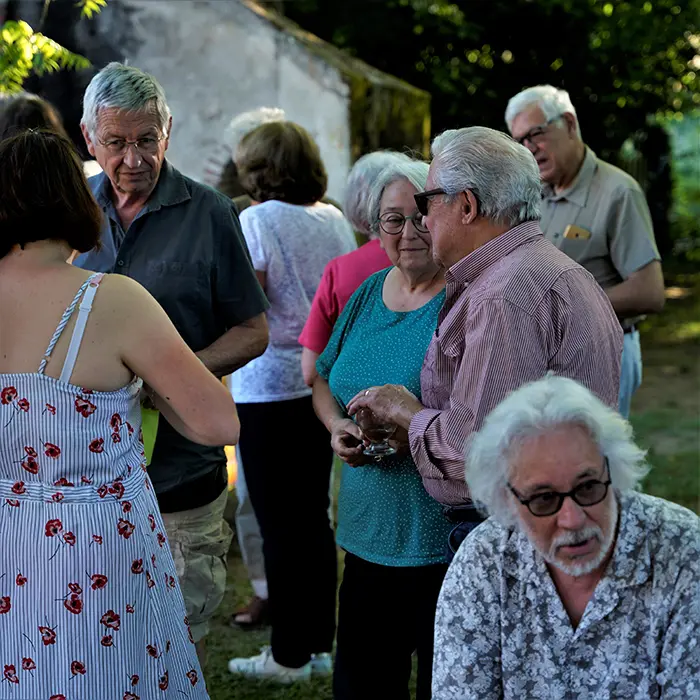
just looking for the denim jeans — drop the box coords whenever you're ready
[444,504,486,563]
[618,330,642,419]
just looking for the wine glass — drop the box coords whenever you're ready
[355,407,397,458]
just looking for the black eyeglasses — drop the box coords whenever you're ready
[413,188,447,217]
[515,116,562,147]
[508,458,611,517]
[378,211,429,235]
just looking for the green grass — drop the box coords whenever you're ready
[203,273,700,699]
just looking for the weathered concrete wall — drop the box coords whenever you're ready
[10,0,430,203]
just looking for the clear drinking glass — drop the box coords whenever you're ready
[355,407,397,458]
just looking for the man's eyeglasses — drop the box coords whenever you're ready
[515,116,562,148]
[414,188,447,217]
[378,211,429,235]
[98,135,164,155]
[508,457,611,517]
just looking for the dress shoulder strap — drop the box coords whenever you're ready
[37,273,105,378]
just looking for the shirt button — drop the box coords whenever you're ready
[117,260,125,266]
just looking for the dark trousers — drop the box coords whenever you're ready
[333,552,448,700]
[237,397,337,668]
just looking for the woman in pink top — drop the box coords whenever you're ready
[299,151,414,385]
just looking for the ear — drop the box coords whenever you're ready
[80,123,96,158]
[459,190,479,225]
[164,116,173,151]
[562,112,578,137]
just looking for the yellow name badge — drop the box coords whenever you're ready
[563,224,592,240]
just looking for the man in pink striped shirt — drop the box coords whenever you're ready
[348,127,622,529]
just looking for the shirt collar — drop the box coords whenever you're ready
[503,491,651,589]
[543,146,598,208]
[446,220,542,285]
[92,159,191,212]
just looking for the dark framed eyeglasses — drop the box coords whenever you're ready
[98,134,164,155]
[515,115,562,147]
[378,211,429,235]
[508,457,611,517]
[413,188,447,217]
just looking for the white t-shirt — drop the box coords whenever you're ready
[229,199,356,403]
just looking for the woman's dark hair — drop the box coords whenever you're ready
[0,130,103,259]
[0,93,70,142]
[235,121,328,205]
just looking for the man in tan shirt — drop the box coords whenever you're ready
[506,85,665,416]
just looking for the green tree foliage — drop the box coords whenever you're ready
[285,0,700,157]
[0,0,106,94]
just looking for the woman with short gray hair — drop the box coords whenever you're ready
[312,157,451,700]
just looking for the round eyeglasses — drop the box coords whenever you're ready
[378,211,428,235]
[508,458,611,517]
[98,135,163,156]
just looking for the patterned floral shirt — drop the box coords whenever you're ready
[433,492,700,699]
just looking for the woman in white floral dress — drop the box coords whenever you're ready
[0,131,239,699]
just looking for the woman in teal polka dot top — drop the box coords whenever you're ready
[314,158,452,700]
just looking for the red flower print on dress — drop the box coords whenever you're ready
[123,693,140,700]
[1,387,17,404]
[185,617,194,645]
[131,559,143,575]
[70,660,86,676]
[89,437,104,454]
[156,532,166,547]
[51,492,65,503]
[151,554,157,568]
[148,514,156,532]
[158,670,169,690]
[126,422,134,435]
[100,635,113,647]
[186,669,198,686]
[45,403,56,415]
[44,443,61,459]
[90,574,108,590]
[21,657,35,671]
[100,610,120,631]
[53,477,74,487]
[109,481,125,499]
[122,501,132,513]
[63,594,82,615]
[146,644,158,659]
[110,413,122,431]
[68,582,82,595]
[80,475,92,485]
[166,574,176,589]
[91,534,103,545]
[111,432,122,444]
[165,640,171,653]
[74,396,96,418]
[39,625,57,645]
[45,519,63,537]
[16,573,27,587]
[0,596,11,614]
[3,664,18,684]
[96,484,108,498]
[17,398,29,412]
[21,457,39,474]
[11,481,25,495]
[145,571,155,589]
[62,531,76,546]
[50,695,66,700]
[125,603,135,614]
[24,446,37,458]
[4,499,19,507]
[117,518,135,540]
[129,673,139,685]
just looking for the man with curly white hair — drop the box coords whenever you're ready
[432,375,700,700]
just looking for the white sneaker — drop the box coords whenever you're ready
[310,652,333,677]
[227,646,311,683]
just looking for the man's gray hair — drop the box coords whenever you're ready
[430,126,541,227]
[344,151,414,235]
[465,375,649,527]
[81,62,171,138]
[366,158,430,236]
[505,84,582,138]
[225,107,285,159]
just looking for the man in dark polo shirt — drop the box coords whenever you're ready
[74,62,269,661]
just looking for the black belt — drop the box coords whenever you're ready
[443,504,485,524]
[623,324,637,335]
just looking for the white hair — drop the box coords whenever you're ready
[366,158,430,236]
[81,62,171,138]
[505,84,582,138]
[430,126,541,227]
[343,151,414,235]
[224,107,285,159]
[465,375,649,527]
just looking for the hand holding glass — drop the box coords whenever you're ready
[355,407,396,458]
